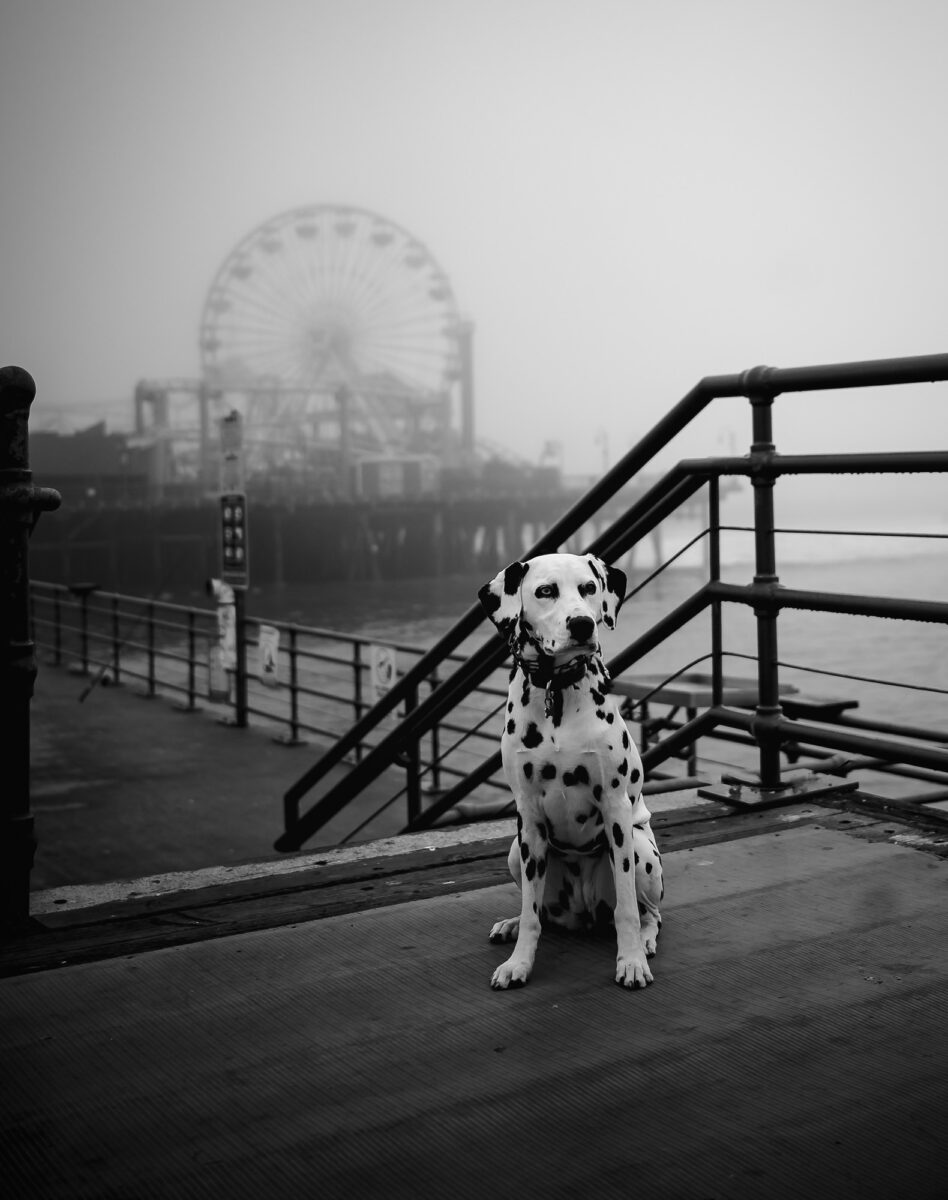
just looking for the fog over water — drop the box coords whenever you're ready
[2,0,947,527]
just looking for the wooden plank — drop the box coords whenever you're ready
[1,803,878,978]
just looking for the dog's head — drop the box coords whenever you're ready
[478,552,626,659]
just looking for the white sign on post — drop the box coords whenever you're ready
[258,624,280,687]
[368,644,397,705]
[207,578,236,700]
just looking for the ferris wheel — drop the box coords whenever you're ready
[199,204,462,401]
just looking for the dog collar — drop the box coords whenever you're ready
[516,651,590,721]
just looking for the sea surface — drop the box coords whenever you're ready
[170,522,947,736]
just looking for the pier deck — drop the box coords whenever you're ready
[3,802,947,1198]
[4,664,947,1197]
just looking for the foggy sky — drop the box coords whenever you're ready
[1,0,946,511]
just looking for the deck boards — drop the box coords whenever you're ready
[2,818,946,1198]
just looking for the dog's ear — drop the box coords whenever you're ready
[479,560,529,641]
[587,555,627,630]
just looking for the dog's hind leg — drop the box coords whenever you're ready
[489,837,522,943]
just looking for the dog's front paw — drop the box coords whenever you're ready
[491,956,532,989]
[616,953,653,989]
[489,917,520,943]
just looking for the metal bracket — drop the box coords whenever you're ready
[699,770,859,811]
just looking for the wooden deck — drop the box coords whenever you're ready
[2,802,946,1198]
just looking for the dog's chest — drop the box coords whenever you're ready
[502,672,642,838]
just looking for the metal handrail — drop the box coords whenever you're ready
[274,352,948,849]
[28,581,509,789]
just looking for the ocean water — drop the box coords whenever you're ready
[200,524,947,736]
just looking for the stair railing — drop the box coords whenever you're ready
[276,353,948,851]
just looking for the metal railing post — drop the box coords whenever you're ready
[233,587,248,728]
[745,367,783,789]
[428,667,442,794]
[286,626,301,744]
[52,589,62,665]
[708,476,724,708]
[146,600,157,697]
[78,589,91,674]
[403,683,422,825]
[0,366,61,929]
[352,641,364,763]
[185,609,197,710]
[111,594,121,686]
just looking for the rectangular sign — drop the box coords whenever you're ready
[220,491,249,586]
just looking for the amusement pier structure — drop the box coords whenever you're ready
[27,204,717,588]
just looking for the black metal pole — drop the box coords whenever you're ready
[744,367,783,789]
[708,477,723,708]
[0,366,61,930]
[233,587,248,728]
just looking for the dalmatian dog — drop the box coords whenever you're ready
[479,552,663,990]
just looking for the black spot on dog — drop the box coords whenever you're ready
[507,700,514,713]
[645,861,653,874]
[541,762,556,780]
[612,823,624,847]
[562,764,590,787]
[617,759,628,776]
[630,767,641,783]
[525,858,536,881]
[610,777,620,790]
[605,712,615,724]
[517,812,523,834]
[575,812,588,825]
[521,842,530,862]
[523,762,533,781]
[503,561,528,596]
[634,852,640,864]
[522,723,543,749]
[532,901,538,914]
[506,719,516,735]
[537,857,547,878]
[593,784,603,802]
[591,688,605,706]
[621,730,630,749]
[623,856,630,872]
[480,587,502,618]
[536,821,548,839]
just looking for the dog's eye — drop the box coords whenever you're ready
[535,584,557,599]
[580,581,598,597]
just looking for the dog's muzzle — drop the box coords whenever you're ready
[566,614,596,644]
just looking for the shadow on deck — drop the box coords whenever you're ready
[2,800,946,1198]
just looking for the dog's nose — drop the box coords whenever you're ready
[567,615,595,643]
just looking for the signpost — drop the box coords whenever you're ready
[218,412,248,725]
[219,492,248,587]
